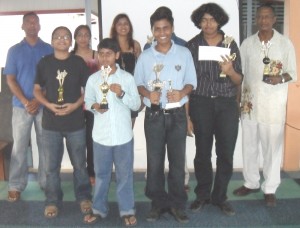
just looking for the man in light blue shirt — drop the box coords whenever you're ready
[134,6,197,224]
[84,38,140,226]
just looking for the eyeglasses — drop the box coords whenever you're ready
[53,35,71,41]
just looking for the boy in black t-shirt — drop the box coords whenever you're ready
[34,26,92,219]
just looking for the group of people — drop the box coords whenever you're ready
[3,2,297,227]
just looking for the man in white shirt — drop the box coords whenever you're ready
[233,3,297,207]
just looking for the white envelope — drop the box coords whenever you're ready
[198,46,231,62]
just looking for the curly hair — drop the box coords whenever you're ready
[191,3,229,29]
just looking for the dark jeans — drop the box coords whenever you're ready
[85,110,95,177]
[189,95,239,204]
[144,107,188,210]
[42,128,92,207]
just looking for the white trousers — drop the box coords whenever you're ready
[241,119,284,194]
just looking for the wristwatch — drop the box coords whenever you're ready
[281,75,285,83]
[119,90,125,99]
[91,104,96,111]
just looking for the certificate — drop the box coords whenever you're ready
[198,46,231,62]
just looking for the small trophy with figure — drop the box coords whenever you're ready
[99,65,112,109]
[219,35,236,79]
[56,70,68,105]
[165,79,181,110]
[148,63,164,111]
[261,41,272,81]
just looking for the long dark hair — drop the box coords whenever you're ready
[72,25,92,53]
[110,14,134,50]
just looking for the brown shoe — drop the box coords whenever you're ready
[233,186,260,196]
[264,194,276,207]
[184,185,190,192]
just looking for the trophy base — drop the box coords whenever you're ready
[263,75,270,82]
[217,76,228,82]
[99,103,109,109]
[151,103,161,111]
[165,102,181,110]
[57,101,64,108]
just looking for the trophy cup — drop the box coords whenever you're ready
[219,35,236,79]
[165,79,181,110]
[148,63,164,111]
[99,65,112,109]
[56,70,68,105]
[261,41,272,82]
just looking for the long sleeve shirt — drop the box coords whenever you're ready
[85,65,141,146]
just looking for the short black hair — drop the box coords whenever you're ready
[191,3,229,29]
[51,26,72,41]
[23,11,39,22]
[150,6,174,28]
[257,3,276,16]
[97,38,120,53]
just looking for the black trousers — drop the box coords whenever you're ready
[189,95,239,204]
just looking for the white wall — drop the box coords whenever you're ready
[29,0,245,171]
[101,0,240,47]
[100,0,243,171]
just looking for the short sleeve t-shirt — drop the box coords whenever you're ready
[35,54,89,131]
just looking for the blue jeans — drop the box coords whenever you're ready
[144,107,188,210]
[42,128,91,207]
[9,107,46,191]
[189,95,239,204]
[92,139,135,217]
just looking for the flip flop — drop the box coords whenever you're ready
[83,213,101,224]
[122,215,137,227]
[44,205,58,219]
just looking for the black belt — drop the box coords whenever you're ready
[191,95,236,100]
[146,106,185,114]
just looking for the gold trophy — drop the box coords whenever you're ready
[56,70,68,105]
[261,41,272,81]
[99,65,112,109]
[219,35,236,79]
[148,63,164,111]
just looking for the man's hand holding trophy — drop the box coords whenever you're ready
[261,41,284,85]
[219,35,236,79]
[148,63,164,111]
[165,79,181,110]
[99,65,112,110]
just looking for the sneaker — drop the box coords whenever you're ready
[170,208,189,224]
[264,194,276,207]
[215,201,235,216]
[190,199,210,212]
[233,186,260,196]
